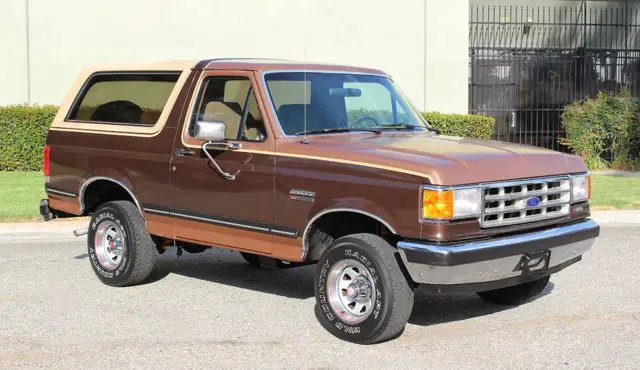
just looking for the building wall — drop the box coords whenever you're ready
[0,0,469,113]
[0,1,29,105]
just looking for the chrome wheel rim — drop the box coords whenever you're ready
[327,259,376,323]
[94,221,125,270]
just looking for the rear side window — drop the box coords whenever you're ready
[67,72,181,125]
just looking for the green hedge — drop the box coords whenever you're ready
[0,105,58,171]
[421,112,495,140]
[561,90,640,171]
[0,105,497,172]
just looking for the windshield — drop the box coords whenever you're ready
[264,72,428,135]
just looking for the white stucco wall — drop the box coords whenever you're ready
[0,0,29,104]
[0,0,469,113]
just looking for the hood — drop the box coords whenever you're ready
[277,132,587,185]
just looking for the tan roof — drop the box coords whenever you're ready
[83,60,199,72]
[81,58,387,75]
[200,58,387,75]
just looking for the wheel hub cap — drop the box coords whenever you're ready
[327,259,377,323]
[346,278,372,298]
[94,221,125,271]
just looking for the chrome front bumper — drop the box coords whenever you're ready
[397,219,599,292]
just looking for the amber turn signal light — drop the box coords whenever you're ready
[422,189,454,219]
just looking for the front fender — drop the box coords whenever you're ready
[305,197,400,235]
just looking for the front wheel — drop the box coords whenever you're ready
[476,275,550,306]
[314,233,414,344]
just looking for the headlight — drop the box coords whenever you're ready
[571,174,591,202]
[422,186,481,220]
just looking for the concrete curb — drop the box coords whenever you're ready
[0,211,637,235]
[0,218,89,235]
[589,210,640,227]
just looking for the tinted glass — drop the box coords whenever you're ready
[191,77,267,141]
[265,72,425,135]
[68,72,180,125]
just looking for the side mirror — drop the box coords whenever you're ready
[194,120,225,142]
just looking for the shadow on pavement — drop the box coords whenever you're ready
[147,247,316,299]
[408,281,554,326]
[127,246,556,324]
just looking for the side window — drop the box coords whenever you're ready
[242,92,267,141]
[191,77,267,141]
[67,72,180,125]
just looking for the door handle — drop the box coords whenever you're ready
[174,148,196,157]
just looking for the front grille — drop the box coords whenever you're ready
[481,176,571,228]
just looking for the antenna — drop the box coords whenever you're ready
[301,4,309,144]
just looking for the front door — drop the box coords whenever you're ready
[170,71,276,254]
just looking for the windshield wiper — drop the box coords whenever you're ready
[378,123,422,130]
[378,123,440,134]
[293,127,381,136]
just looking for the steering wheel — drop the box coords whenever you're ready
[350,115,380,129]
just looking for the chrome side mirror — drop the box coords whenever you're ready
[195,120,241,181]
[194,120,225,142]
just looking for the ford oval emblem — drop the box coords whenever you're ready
[526,197,540,207]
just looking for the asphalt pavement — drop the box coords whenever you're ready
[1,223,639,368]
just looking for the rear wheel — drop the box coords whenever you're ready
[87,201,155,287]
[314,233,414,344]
[476,275,550,305]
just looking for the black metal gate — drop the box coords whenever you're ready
[469,2,640,153]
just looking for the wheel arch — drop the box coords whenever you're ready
[79,176,145,218]
[302,208,398,261]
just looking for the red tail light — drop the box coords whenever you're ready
[43,145,51,177]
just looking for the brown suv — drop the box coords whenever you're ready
[40,58,599,344]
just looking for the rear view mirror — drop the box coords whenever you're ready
[329,88,362,97]
[194,120,225,142]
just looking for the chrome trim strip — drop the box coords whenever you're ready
[421,184,482,191]
[169,211,271,232]
[480,175,571,189]
[261,70,398,139]
[484,187,568,201]
[144,206,299,237]
[46,188,77,198]
[301,208,397,260]
[422,173,588,190]
[480,207,570,228]
[397,219,598,256]
[143,208,171,216]
[483,200,570,215]
[79,176,145,221]
[270,229,298,237]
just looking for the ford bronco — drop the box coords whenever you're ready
[40,58,599,344]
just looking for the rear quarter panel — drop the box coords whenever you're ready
[45,67,198,216]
